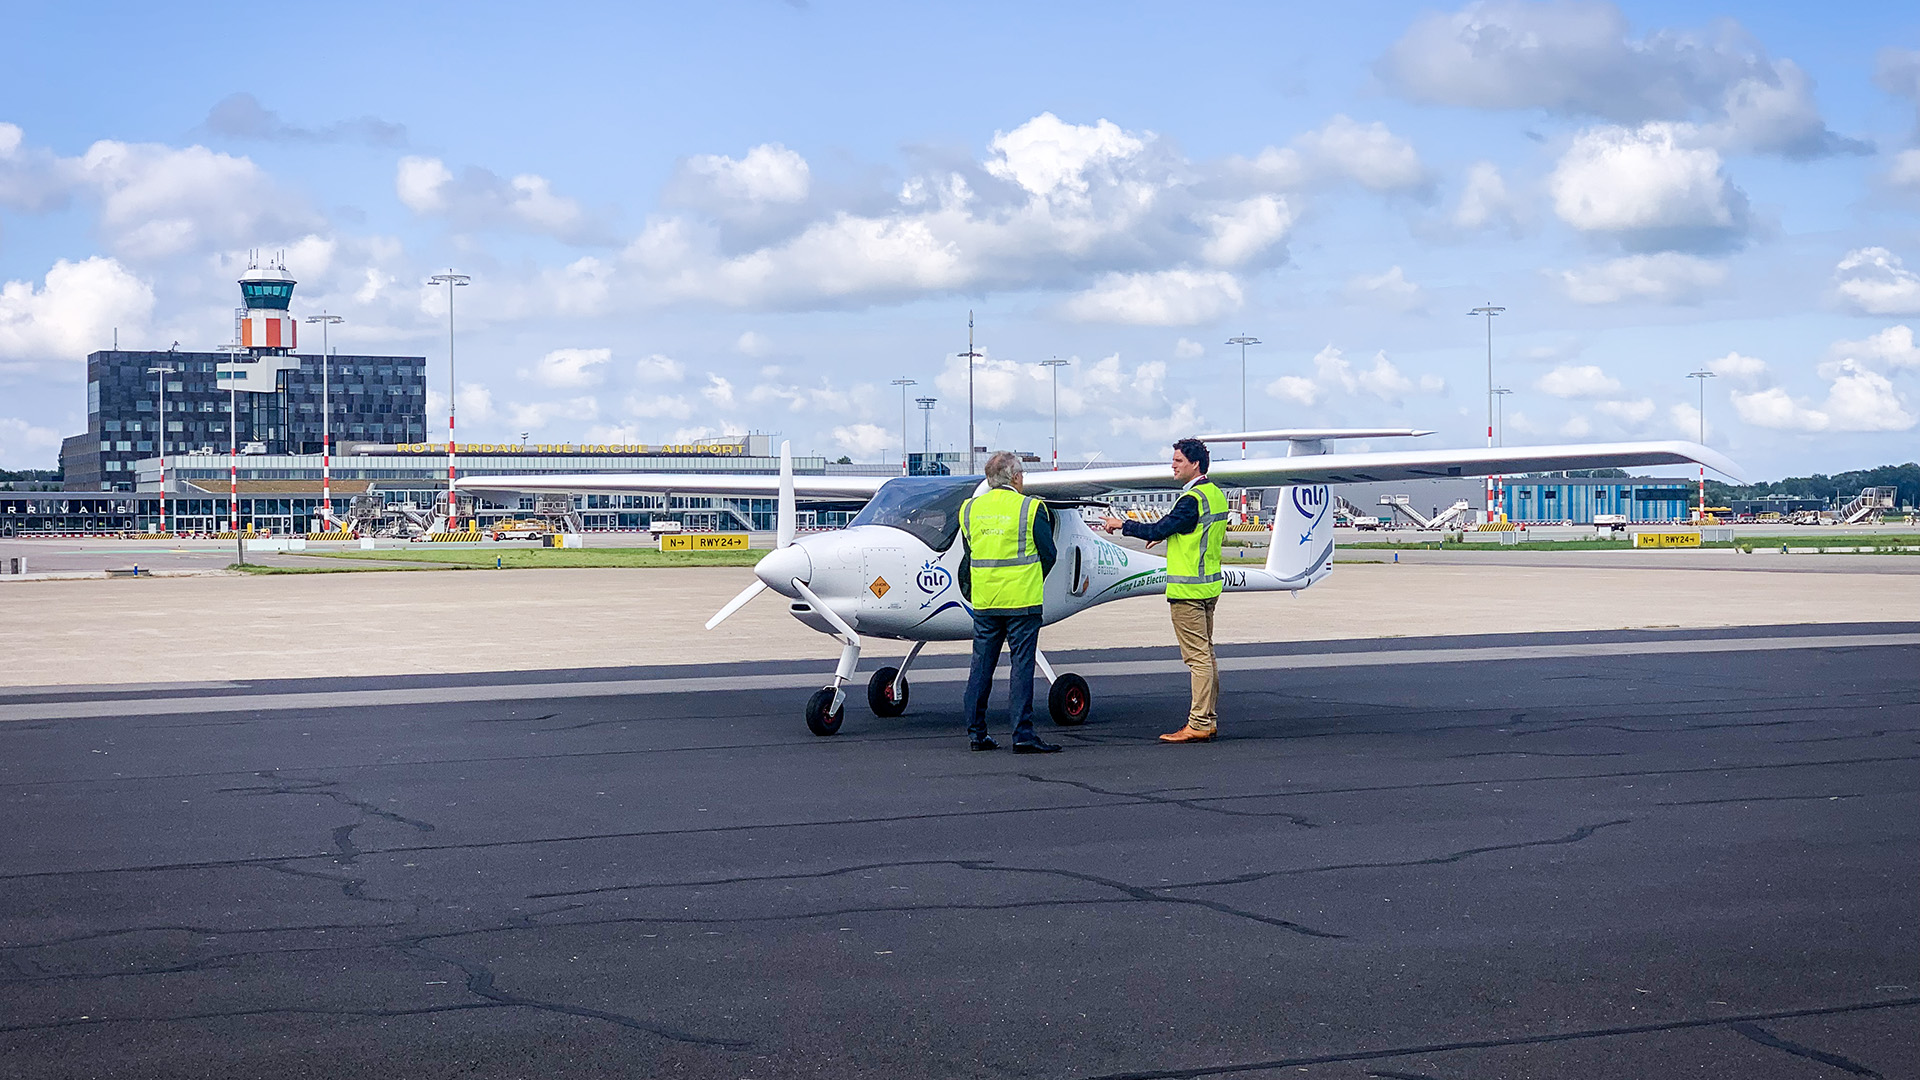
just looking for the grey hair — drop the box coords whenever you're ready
[983,451,1023,488]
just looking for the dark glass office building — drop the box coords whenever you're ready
[60,350,429,491]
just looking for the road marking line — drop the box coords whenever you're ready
[3,633,1916,723]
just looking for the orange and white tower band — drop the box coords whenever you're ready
[238,262,299,351]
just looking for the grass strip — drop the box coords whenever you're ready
[305,547,764,569]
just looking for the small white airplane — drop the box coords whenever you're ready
[463,430,1739,736]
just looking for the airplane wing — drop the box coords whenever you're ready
[455,472,891,500]
[1021,440,1743,500]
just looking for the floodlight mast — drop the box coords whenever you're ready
[215,344,249,532]
[306,313,344,528]
[1040,358,1070,470]
[1469,304,1506,521]
[958,313,983,475]
[1491,387,1513,446]
[1225,335,1261,460]
[428,272,471,527]
[890,378,916,476]
[1688,369,1717,521]
[915,397,936,472]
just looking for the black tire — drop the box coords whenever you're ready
[867,667,909,717]
[804,688,844,736]
[1048,673,1091,726]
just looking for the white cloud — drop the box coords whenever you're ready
[396,155,451,212]
[0,257,154,373]
[82,140,317,260]
[1554,253,1728,304]
[832,422,892,459]
[1707,351,1769,384]
[1559,415,1593,438]
[1062,269,1243,326]
[701,374,736,409]
[1549,123,1747,248]
[395,155,597,242]
[0,416,62,469]
[985,113,1146,201]
[681,143,811,204]
[1732,363,1915,432]
[1827,325,1920,371]
[1594,397,1656,425]
[1198,195,1294,266]
[622,393,693,420]
[1379,3,1865,158]
[1669,402,1707,440]
[455,383,495,423]
[1173,338,1205,360]
[1263,345,1440,407]
[1291,115,1428,192]
[506,395,600,431]
[1537,364,1623,398]
[1888,150,1920,191]
[1834,248,1920,316]
[735,331,770,356]
[525,347,611,388]
[634,353,686,381]
[1343,266,1423,311]
[1452,161,1515,230]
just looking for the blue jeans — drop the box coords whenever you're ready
[961,610,1042,741]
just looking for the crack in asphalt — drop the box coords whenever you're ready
[4,753,1912,885]
[1729,1021,1883,1077]
[1164,820,1632,891]
[406,944,751,1049]
[1068,997,1920,1080]
[1013,772,1321,827]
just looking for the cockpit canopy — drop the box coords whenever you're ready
[847,475,981,551]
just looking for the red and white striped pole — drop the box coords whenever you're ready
[307,314,343,534]
[147,360,174,535]
[1687,369,1715,523]
[1470,305,1505,524]
[428,272,470,530]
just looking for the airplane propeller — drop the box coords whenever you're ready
[704,439,797,630]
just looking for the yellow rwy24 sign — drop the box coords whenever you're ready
[661,533,751,551]
[1633,531,1701,548]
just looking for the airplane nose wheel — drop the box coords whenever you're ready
[867,667,909,717]
[1048,673,1091,726]
[804,688,845,736]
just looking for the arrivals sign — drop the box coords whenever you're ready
[1633,531,1701,548]
[660,533,750,551]
[394,441,746,456]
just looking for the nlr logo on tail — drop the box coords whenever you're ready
[1292,484,1330,546]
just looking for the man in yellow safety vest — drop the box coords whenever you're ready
[1102,437,1228,743]
[959,451,1060,753]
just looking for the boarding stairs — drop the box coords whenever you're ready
[1838,487,1897,525]
[1378,495,1472,530]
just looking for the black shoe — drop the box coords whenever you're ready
[1011,737,1061,754]
[969,736,999,751]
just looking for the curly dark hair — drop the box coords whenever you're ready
[1172,437,1209,473]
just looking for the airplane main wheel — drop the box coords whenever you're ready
[1048,673,1091,726]
[804,688,844,736]
[867,667,909,717]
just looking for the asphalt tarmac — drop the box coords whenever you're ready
[2,624,1915,1079]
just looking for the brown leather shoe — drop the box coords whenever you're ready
[1159,726,1215,743]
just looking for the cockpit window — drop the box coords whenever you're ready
[848,476,978,551]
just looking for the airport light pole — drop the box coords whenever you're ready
[1688,368,1716,521]
[958,312,983,474]
[147,352,176,535]
[1492,387,1512,446]
[1469,304,1506,521]
[216,343,248,533]
[890,377,916,476]
[428,271,470,528]
[307,313,343,529]
[1040,357,1070,470]
[1225,335,1261,460]
[915,397,936,474]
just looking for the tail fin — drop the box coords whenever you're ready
[1265,484,1334,587]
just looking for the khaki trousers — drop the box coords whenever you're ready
[1169,597,1219,732]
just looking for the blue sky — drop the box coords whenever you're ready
[3,0,1919,479]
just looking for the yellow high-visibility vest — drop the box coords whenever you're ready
[961,486,1046,613]
[1165,481,1228,600]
